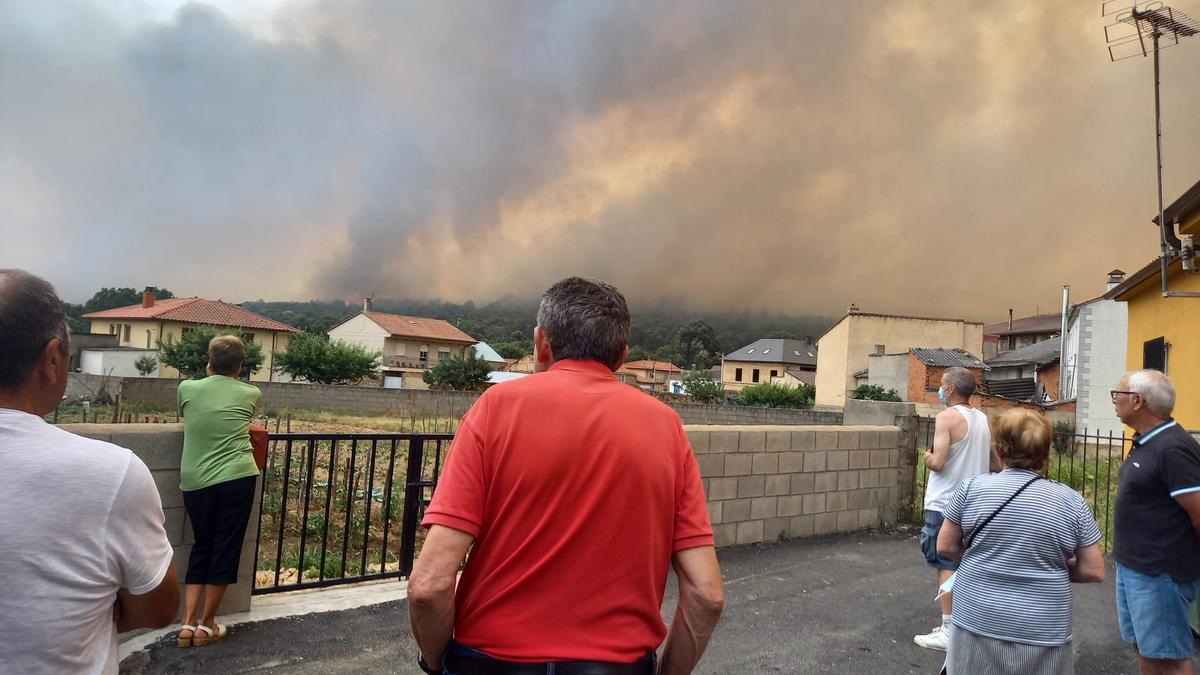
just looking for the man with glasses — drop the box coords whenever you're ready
[1112,370,1200,674]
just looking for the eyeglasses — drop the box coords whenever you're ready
[1110,390,1138,403]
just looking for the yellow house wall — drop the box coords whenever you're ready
[1123,269,1200,429]
[88,320,292,383]
[815,320,850,407]
[817,315,983,407]
[721,360,796,392]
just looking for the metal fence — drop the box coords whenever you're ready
[913,418,1128,553]
[254,431,453,594]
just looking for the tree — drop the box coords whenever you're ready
[134,354,158,377]
[423,350,492,391]
[738,382,814,409]
[158,326,264,379]
[272,332,380,385]
[492,340,533,359]
[682,371,725,404]
[849,384,902,402]
[676,320,721,369]
[626,345,652,362]
[82,286,175,314]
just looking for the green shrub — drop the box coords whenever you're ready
[682,371,725,404]
[738,382,813,409]
[849,384,902,402]
[1051,420,1076,454]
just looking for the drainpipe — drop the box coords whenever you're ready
[1059,286,1069,401]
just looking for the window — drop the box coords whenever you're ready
[874,344,885,355]
[109,323,118,336]
[419,345,429,361]
[735,368,743,382]
[123,324,131,342]
[438,348,451,361]
[1143,337,1167,372]
[771,370,778,378]
[762,348,771,354]
[146,330,153,348]
[752,369,760,383]
[181,326,193,337]
[241,333,255,344]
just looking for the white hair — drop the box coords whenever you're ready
[1125,369,1176,418]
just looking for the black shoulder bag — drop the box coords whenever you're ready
[964,474,1042,549]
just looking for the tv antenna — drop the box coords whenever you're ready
[1103,1,1200,297]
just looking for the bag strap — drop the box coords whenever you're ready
[964,474,1041,549]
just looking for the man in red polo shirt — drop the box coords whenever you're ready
[407,277,724,675]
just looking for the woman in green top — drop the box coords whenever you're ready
[176,335,261,648]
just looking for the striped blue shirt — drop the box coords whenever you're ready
[943,469,1102,646]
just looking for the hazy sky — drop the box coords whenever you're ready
[4,0,1200,321]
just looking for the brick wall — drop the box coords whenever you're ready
[685,424,908,547]
[60,424,257,618]
[121,378,845,426]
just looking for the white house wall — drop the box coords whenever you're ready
[1072,299,1128,437]
[867,354,910,397]
[80,350,158,378]
[327,314,391,354]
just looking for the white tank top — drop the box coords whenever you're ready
[924,405,992,512]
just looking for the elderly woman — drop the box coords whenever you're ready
[176,336,261,648]
[937,408,1106,674]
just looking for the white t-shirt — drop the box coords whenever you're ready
[924,405,992,513]
[0,408,174,675]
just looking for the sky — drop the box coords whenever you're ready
[4,0,1200,322]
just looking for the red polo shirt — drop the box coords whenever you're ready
[421,359,713,663]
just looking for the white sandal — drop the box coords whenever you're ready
[177,624,196,648]
[191,623,228,647]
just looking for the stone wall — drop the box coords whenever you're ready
[684,423,908,547]
[60,424,257,618]
[120,377,845,426]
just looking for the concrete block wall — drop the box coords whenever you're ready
[122,378,846,427]
[684,424,907,547]
[61,424,258,618]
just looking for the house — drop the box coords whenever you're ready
[1104,177,1200,428]
[815,309,984,407]
[1062,270,1129,437]
[722,338,817,393]
[621,360,683,392]
[985,338,1062,403]
[983,312,1062,359]
[473,342,508,371]
[508,354,536,374]
[326,299,478,389]
[867,348,988,409]
[82,289,299,382]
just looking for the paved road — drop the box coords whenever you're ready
[123,528,1158,674]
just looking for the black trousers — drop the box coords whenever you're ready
[183,475,256,585]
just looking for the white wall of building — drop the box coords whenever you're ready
[867,354,909,397]
[1068,299,1128,437]
[80,349,159,378]
[327,314,390,354]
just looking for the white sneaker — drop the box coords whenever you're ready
[913,625,949,652]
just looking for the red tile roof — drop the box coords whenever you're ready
[82,298,298,333]
[622,360,683,373]
[364,312,477,344]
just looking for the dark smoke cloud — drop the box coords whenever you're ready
[4,1,1200,321]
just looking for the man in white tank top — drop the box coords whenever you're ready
[914,367,1002,652]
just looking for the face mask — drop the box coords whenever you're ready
[938,386,951,406]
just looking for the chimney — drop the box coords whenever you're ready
[1106,269,1126,291]
[363,296,373,313]
[142,287,155,308]
[848,303,860,314]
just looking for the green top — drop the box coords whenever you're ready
[178,375,261,492]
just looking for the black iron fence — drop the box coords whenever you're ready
[912,418,1128,553]
[254,432,453,594]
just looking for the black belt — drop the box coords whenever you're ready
[443,652,654,675]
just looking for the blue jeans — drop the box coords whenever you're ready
[920,510,958,571]
[1116,563,1198,660]
[443,640,657,674]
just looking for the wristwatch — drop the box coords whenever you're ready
[417,654,441,674]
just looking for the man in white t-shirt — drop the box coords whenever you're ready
[913,367,1001,652]
[0,269,178,674]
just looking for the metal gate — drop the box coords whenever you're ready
[252,432,452,594]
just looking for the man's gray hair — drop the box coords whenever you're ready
[0,269,70,391]
[944,367,977,397]
[1126,369,1175,417]
[536,277,630,370]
